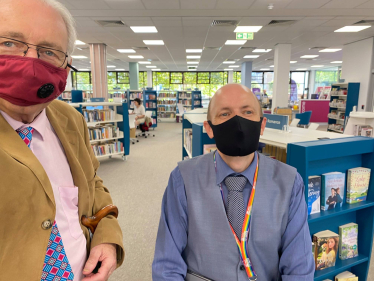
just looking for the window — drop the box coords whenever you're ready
[197,72,210,84]
[290,72,309,101]
[72,71,92,91]
[117,72,130,84]
[314,69,339,93]
[233,72,241,84]
[139,71,148,89]
[171,72,183,84]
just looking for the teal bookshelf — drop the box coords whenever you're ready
[128,90,143,110]
[192,90,202,109]
[287,137,374,280]
[144,89,158,128]
[178,90,202,110]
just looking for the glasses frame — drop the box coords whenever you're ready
[0,36,73,69]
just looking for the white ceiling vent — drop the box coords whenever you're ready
[309,47,328,50]
[354,20,374,25]
[268,20,297,26]
[95,20,127,27]
[238,47,256,50]
[132,47,150,50]
[211,20,239,27]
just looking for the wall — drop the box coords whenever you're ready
[342,37,374,111]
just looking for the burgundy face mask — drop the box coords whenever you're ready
[0,55,68,106]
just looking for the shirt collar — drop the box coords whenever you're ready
[0,109,48,141]
[215,150,258,187]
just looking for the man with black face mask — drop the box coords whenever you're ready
[153,84,314,281]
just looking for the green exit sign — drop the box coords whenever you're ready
[236,32,254,40]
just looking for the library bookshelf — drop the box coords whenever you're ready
[144,89,158,128]
[158,90,177,122]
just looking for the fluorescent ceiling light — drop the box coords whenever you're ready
[296,68,307,70]
[75,40,86,45]
[146,66,157,68]
[225,40,247,45]
[143,40,164,45]
[331,61,343,64]
[244,55,260,58]
[260,68,270,70]
[128,55,144,59]
[234,26,262,32]
[115,69,125,71]
[253,49,272,53]
[319,48,342,52]
[130,26,158,33]
[187,55,201,59]
[107,66,116,68]
[223,61,235,64]
[117,49,136,53]
[229,65,240,68]
[77,48,83,51]
[152,69,161,71]
[335,26,371,32]
[270,65,274,67]
[224,69,234,71]
[300,55,319,58]
[71,55,87,59]
[186,49,203,53]
[187,62,199,64]
[138,61,151,64]
[311,65,324,67]
[290,61,297,64]
[188,69,197,71]
[78,69,90,71]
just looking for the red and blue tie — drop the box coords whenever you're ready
[16,126,74,281]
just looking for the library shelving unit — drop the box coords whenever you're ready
[108,87,128,103]
[128,90,143,110]
[328,83,360,134]
[287,137,374,281]
[144,88,158,128]
[192,90,203,109]
[70,102,130,161]
[178,90,202,111]
[157,90,177,122]
[60,91,72,101]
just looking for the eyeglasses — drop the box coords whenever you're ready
[0,36,75,69]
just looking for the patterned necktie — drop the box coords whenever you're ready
[16,127,74,281]
[225,176,248,239]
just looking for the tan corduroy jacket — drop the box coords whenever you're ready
[0,100,124,280]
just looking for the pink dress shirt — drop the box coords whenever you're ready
[0,109,87,281]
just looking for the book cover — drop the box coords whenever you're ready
[339,223,358,260]
[321,172,345,211]
[347,167,371,204]
[335,271,358,281]
[308,176,321,215]
[313,230,339,271]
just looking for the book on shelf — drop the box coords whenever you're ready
[184,129,193,156]
[335,271,358,281]
[328,124,344,132]
[129,93,143,100]
[88,124,120,141]
[339,223,358,260]
[158,93,176,98]
[158,112,176,118]
[313,230,339,271]
[347,167,371,204]
[321,172,345,211]
[83,109,116,123]
[308,176,321,215]
[91,140,123,157]
[203,144,217,155]
[147,94,156,100]
[354,125,373,137]
[146,102,157,109]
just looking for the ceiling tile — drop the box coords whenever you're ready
[104,0,145,9]
[152,17,183,27]
[66,0,111,10]
[250,0,293,9]
[286,0,331,9]
[355,0,374,8]
[215,0,255,9]
[142,0,180,9]
[321,0,369,9]
[182,17,213,27]
[180,0,217,9]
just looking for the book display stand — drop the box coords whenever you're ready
[158,90,177,122]
[178,90,202,111]
[144,89,158,128]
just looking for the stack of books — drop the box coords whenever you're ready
[91,141,124,157]
[83,109,116,123]
[88,124,120,141]
[354,125,373,137]
[184,129,193,156]
[335,271,358,280]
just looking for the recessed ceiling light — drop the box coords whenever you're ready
[75,40,86,45]
[270,65,274,67]
[128,55,144,59]
[224,68,234,71]
[78,69,90,71]
[319,48,342,52]
[234,26,263,33]
[225,40,247,45]
[223,61,235,64]
[146,66,157,68]
[188,69,197,71]
[186,49,203,53]
[335,26,371,32]
[187,55,201,59]
[143,40,164,45]
[244,55,260,58]
[107,65,116,68]
[290,61,297,63]
[187,62,199,64]
[130,26,158,33]
[117,49,136,53]
[77,48,83,51]
[260,68,270,70]
[152,69,161,71]
[229,65,240,68]
[300,55,319,58]
[331,61,343,64]
[311,65,324,67]
[71,55,87,59]
[296,68,307,70]
[253,49,272,53]
[115,69,125,71]
[138,61,151,64]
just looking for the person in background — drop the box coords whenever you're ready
[152,84,314,281]
[133,98,146,126]
[0,0,124,280]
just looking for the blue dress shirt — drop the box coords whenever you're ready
[152,151,314,280]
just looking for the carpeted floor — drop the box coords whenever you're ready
[96,122,374,280]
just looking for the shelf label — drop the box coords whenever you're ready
[236,32,254,40]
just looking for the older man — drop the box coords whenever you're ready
[0,0,124,280]
[153,84,314,280]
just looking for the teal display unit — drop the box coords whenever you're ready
[178,90,202,110]
[192,90,202,109]
[287,137,374,281]
[144,89,158,128]
[128,90,143,110]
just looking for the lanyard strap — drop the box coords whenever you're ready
[214,153,259,280]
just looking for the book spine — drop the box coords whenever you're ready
[313,236,318,270]
[339,226,343,259]
[321,175,326,211]
[347,170,351,204]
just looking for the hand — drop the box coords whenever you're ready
[135,116,138,120]
[82,243,117,281]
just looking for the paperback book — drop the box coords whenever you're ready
[339,223,358,260]
[313,230,339,271]
[335,271,358,281]
[321,172,345,211]
[308,176,321,215]
[347,167,371,204]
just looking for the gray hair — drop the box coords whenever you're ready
[41,0,77,55]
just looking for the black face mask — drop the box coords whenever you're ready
[208,116,263,157]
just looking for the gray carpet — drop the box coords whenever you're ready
[96,122,374,280]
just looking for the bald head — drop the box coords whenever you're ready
[207,84,263,122]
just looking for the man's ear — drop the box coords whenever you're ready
[204,121,214,139]
[260,117,267,136]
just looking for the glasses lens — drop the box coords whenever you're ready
[0,38,28,56]
[38,47,66,68]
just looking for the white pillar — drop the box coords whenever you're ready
[89,43,108,99]
[308,70,316,99]
[241,61,252,89]
[272,44,291,112]
[342,37,374,111]
[228,71,234,84]
[147,70,153,88]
